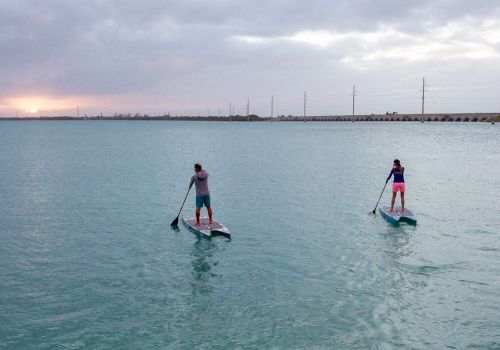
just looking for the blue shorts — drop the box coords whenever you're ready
[196,194,211,208]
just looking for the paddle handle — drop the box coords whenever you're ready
[372,180,389,213]
[176,185,192,218]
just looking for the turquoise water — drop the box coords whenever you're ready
[1,121,499,349]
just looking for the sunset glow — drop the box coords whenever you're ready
[8,96,73,114]
[1,95,99,117]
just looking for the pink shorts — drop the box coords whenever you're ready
[392,183,405,192]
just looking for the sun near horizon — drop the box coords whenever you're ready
[1,95,96,117]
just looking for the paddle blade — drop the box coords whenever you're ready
[170,216,179,227]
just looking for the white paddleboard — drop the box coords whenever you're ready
[182,217,231,238]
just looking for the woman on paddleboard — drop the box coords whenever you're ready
[386,159,405,212]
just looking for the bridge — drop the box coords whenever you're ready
[278,113,498,122]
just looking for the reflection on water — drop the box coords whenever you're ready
[190,237,219,295]
[381,225,413,259]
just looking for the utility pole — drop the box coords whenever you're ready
[246,98,250,121]
[351,85,356,116]
[271,95,274,118]
[421,77,425,115]
[303,90,307,119]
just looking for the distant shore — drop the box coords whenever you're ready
[1,112,498,122]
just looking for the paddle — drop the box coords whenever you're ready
[171,184,192,227]
[371,179,389,214]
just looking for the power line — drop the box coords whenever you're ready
[429,82,500,92]
[427,96,500,101]
[351,85,356,116]
[246,98,250,121]
[421,77,427,115]
[427,101,500,105]
[271,95,274,118]
[303,90,307,118]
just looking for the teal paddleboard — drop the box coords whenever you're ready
[379,205,417,225]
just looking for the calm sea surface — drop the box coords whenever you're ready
[0,121,499,349]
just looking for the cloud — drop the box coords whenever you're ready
[232,18,500,64]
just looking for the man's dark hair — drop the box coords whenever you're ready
[194,163,202,171]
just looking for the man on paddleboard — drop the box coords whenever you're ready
[386,159,405,213]
[189,163,212,225]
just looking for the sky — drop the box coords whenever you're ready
[0,0,499,117]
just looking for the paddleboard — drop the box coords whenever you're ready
[379,205,417,225]
[182,217,231,238]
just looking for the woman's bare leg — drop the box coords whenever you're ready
[401,192,405,212]
[390,192,397,212]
